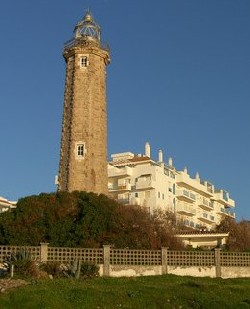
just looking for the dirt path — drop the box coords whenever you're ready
[0,279,28,293]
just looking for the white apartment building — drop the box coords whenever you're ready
[0,196,16,213]
[108,143,235,230]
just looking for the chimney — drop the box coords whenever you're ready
[168,157,173,167]
[158,149,163,163]
[145,142,151,158]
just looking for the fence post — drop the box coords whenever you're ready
[161,247,168,275]
[40,243,49,262]
[214,248,221,278]
[103,245,111,277]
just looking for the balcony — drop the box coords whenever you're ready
[176,173,214,197]
[117,198,130,205]
[176,204,196,216]
[199,198,213,211]
[135,179,155,190]
[213,190,235,207]
[108,166,132,178]
[176,189,196,202]
[108,183,131,192]
[219,208,236,218]
[198,212,215,224]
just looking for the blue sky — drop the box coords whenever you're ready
[0,0,249,220]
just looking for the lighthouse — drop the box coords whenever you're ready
[58,12,110,194]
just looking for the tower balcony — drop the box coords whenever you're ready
[64,37,110,53]
[176,189,196,203]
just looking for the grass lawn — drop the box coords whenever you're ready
[0,275,250,308]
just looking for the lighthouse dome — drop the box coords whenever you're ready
[74,12,101,41]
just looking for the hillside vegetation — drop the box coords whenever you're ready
[0,191,183,249]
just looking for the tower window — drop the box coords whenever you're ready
[80,56,88,68]
[76,143,86,159]
[77,144,84,156]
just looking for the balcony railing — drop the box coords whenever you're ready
[64,38,110,53]
[108,166,132,178]
[136,180,154,190]
[176,204,196,216]
[219,208,235,218]
[108,183,131,191]
[213,190,235,207]
[198,212,215,224]
[176,189,196,202]
[117,198,130,204]
[199,198,213,210]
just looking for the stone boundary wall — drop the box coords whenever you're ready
[0,244,249,278]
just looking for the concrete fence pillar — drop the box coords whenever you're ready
[161,247,168,275]
[214,248,221,278]
[103,245,111,277]
[40,243,49,262]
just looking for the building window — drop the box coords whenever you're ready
[135,193,138,198]
[80,56,88,68]
[162,193,164,200]
[76,143,86,159]
[158,192,160,198]
[77,144,84,157]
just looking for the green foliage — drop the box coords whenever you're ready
[80,262,99,278]
[39,260,99,279]
[0,191,183,250]
[5,248,39,278]
[66,260,82,279]
[39,261,64,278]
[215,217,250,251]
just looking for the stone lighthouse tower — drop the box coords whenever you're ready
[58,12,110,194]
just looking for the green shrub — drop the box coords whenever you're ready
[80,262,99,278]
[5,249,39,278]
[39,261,64,278]
[65,259,82,279]
[39,260,99,279]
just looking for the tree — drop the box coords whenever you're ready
[215,217,250,251]
[0,191,184,250]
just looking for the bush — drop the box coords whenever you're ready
[5,249,40,278]
[81,262,99,278]
[40,260,99,279]
[39,261,64,278]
